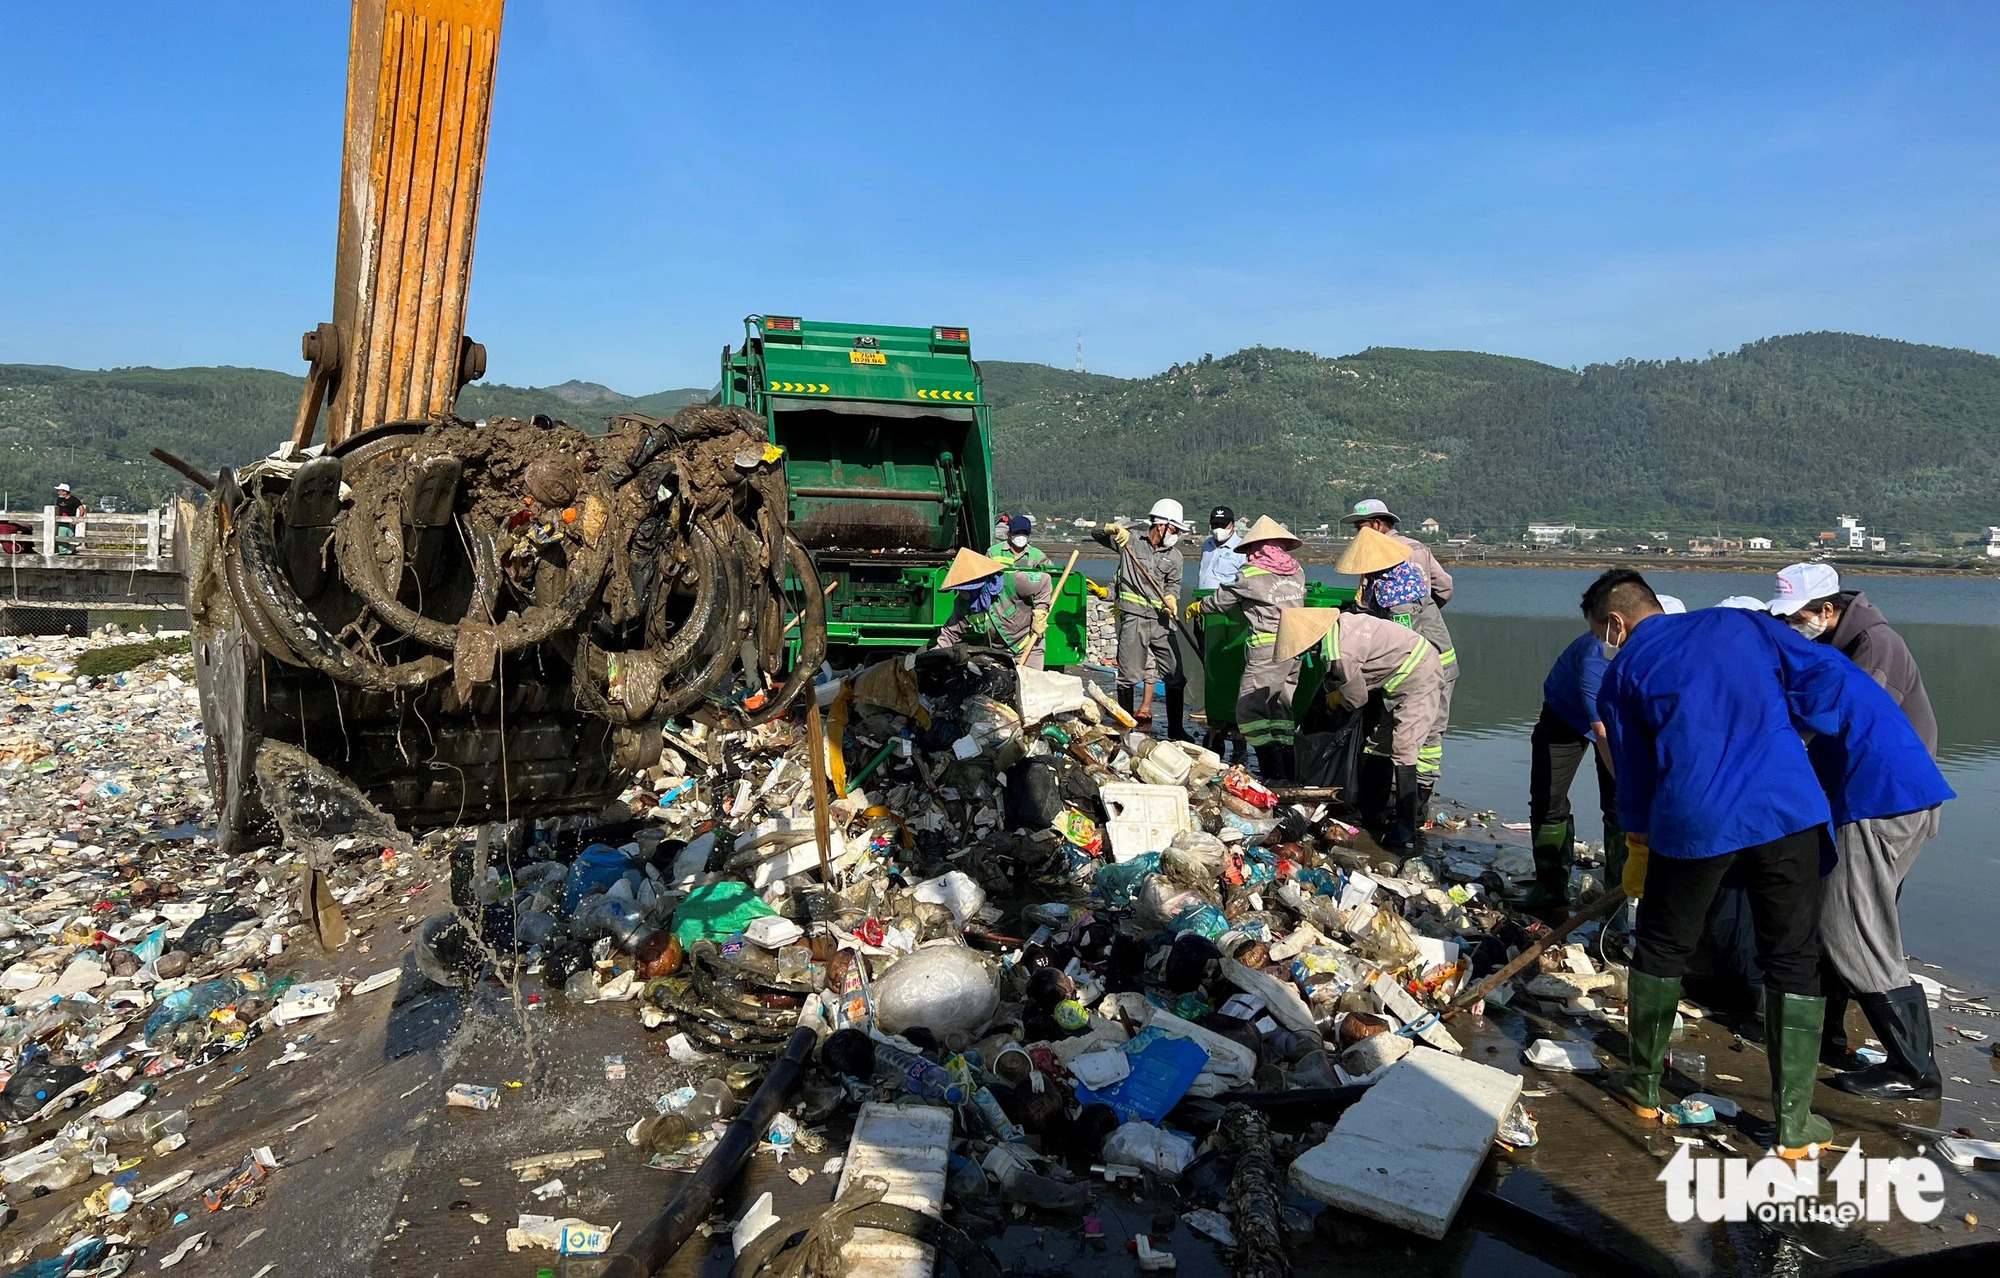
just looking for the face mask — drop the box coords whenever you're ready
[1791,614,1828,640]
[1598,618,1625,661]
[1009,533,1028,550]
[1161,531,1181,549]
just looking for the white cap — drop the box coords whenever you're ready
[55,483,70,492]
[1148,498,1189,530]
[1657,594,1687,614]
[1715,595,1767,610]
[1767,562,1840,616]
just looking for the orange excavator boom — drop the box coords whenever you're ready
[292,0,503,451]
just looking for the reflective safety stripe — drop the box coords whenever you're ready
[1240,567,1271,578]
[1384,636,1435,693]
[1119,589,1165,608]
[1437,647,1457,667]
[1245,633,1277,647]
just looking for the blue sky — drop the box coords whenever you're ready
[3,2,1995,391]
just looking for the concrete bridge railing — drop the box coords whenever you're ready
[0,507,177,573]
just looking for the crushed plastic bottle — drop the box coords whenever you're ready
[872,1041,966,1105]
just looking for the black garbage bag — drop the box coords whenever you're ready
[1003,756,1100,829]
[0,1057,88,1120]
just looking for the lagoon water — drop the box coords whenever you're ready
[1081,558,2000,985]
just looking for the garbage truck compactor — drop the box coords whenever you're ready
[183,0,825,860]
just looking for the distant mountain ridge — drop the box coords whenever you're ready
[4,331,1995,536]
[0,366,705,509]
[984,333,2000,537]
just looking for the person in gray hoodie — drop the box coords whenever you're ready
[1767,562,1943,1098]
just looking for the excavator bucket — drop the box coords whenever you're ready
[186,1,829,873]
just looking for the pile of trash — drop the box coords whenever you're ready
[0,623,1640,1272]
[408,645,1617,1259]
[0,627,415,1273]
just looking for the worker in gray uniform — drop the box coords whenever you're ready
[1277,604,1444,849]
[1342,499,1457,798]
[1093,499,1191,740]
[988,514,1051,570]
[1190,516,1306,780]
[934,548,1052,669]
[1338,525,1455,816]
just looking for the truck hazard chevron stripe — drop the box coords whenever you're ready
[767,382,831,393]
[915,389,977,401]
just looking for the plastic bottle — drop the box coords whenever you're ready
[872,1042,966,1105]
[102,1108,187,1145]
[9,1151,93,1194]
[671,1077,736,1124]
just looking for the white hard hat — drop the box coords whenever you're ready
[1148,498,1189,530]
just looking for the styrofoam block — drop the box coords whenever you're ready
[1220,958,1318,1035]
[1017,667,1089,724]
[835,1102,952,1278]
[1370,973,1461,1054]
[1288,1048,1523,1240]
[1099,783,1192,863]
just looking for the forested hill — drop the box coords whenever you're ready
[986,333,2000,537]
[0,366,703,510]
[6,331,1997,535]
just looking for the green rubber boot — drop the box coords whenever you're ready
[1602,825,1629,893]
[1519,820,1575,918]
[1766,988,1837,1160]
[1608,969,1681,1119]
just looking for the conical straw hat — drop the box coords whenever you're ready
[942,547,1007,589]
[1334,525,1410,576]
[1276,608,1342,663]
[1241,515,1299,548]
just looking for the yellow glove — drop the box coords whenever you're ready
[1622,833,1650,899]
[1184,600,1202,622]
[1030,609,1049,637]
[1109,524,1131,549]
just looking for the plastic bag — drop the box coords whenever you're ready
[1094,853,1161,907]
[1160,830,1226,886]
[912,871,987,925]
[1101,1121,1197,1177]
[870,945,1000,1038]
[1135,876,1212,932]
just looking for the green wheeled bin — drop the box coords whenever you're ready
[1196,580,1355,735]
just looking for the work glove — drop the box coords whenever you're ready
[1184,600,1203,623]
[1104,523,1131,549]
[1622,833,1650,899]
[1030,609,1049,638]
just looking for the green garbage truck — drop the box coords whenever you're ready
[714,315,1086,663]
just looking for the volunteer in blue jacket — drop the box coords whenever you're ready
[1590,570,1838,1158]
[1525,633,1620,919]
[1766,612,1955,1100]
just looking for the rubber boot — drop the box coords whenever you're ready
[1819,962,1861,1069]
[1826,984,1943,1100]
[1607,969,1682,1119]
[1416,780,1435,826]
[1357,752,1393,831]
[1379,764,1420,850]
[1602,826,1629,894]
[1766,988,1838,1159]
[1254,744,1285,783]
[1117,685,1140,725]
[1164,685,1190,742]
[1520,820,1575,919]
